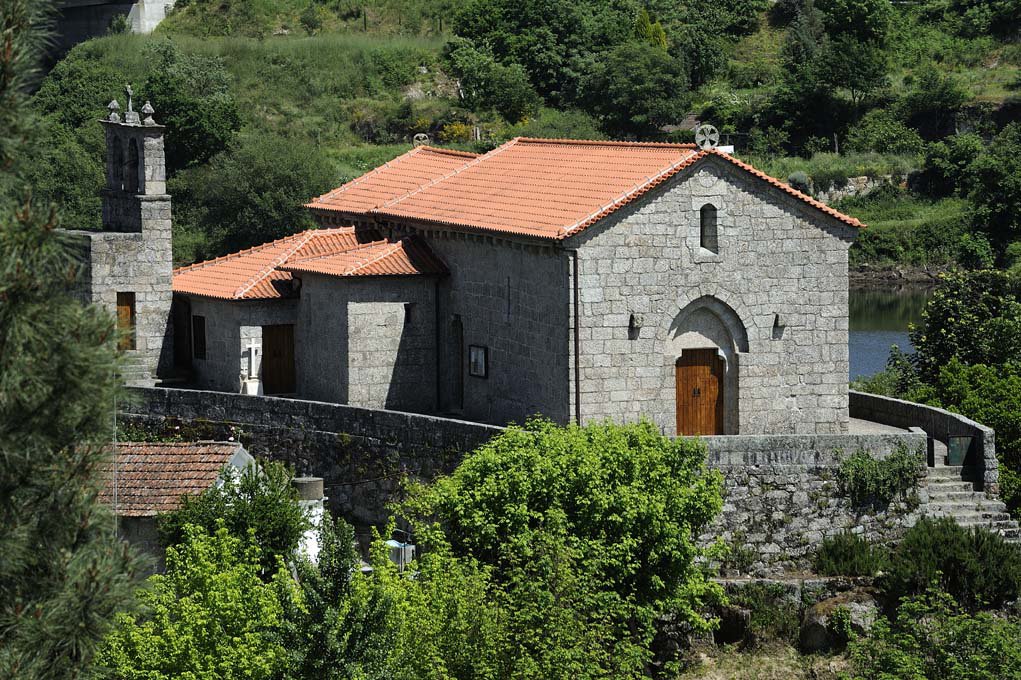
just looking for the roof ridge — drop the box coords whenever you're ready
[516,137,699,149]
[172,230,309,275]
[233,230,317,298]
[561,149,704,235]
[287,238,390,265]
[417,146,480,158]
[375,137,522,213]
[346,240,405,276]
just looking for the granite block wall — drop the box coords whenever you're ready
[296,274,437,413]
[566,156,857,435]
[396,228,571,425]
[703,432,928,576]
[183,296,298,393]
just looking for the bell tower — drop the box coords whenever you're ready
[68,86,174,385]
[101,85,169,233]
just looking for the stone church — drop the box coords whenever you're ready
[75,99,863,436]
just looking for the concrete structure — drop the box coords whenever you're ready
[68,91,173,384]
[173,139,862,435]
[53,1,177,61]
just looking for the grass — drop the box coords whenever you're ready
[747,153,921,191]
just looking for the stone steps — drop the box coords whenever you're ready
[922,466,1021,542]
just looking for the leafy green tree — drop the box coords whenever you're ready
[0,2,144,677]
[583,41,690,137]
[818,36,888,108]
[143,40,242,173]
[969,124,1021,248]
[400,419,725,677]
[910,270,1021,381]
[816,0,892,42]
[158,460,311,575]
[96,525,299,680]
[845,110,924,155]
[169,134,334,261]
[634,8,667,49]
[918,132,985,197]
[443,38,540,122]
[848,588,1021,679]
[896,64,968,141]
[337,537,507,680]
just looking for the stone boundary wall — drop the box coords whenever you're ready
[850,390,997,493]
[702,431,928,576]
[123,387,927,575]
[121,387,501,525]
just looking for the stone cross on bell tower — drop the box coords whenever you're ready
[101,85,169,232]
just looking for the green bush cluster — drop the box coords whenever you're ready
[882,517,1021,612]
[847,589,1021,680]
[836,446,923,508]
[814,530,888,577]
[96,421,726,679]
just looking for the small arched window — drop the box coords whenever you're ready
[112,138,124,189]
[126,139,140,193]
[700,204,718,254]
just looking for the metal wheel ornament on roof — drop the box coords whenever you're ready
[412,133,430,147]
[695,124,720,150]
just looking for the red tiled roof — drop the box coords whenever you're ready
[172,227,377,300]
[99,441,247,517]
[280,236,447,278]
[314,138,862,240]
[305,146,479,217]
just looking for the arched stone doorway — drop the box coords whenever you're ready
[666,296,749,435]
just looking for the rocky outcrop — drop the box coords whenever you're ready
[799,588,879,653]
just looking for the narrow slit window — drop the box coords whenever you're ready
[700,204,719,254]
[192,315,207,360]
[116,292,136,351]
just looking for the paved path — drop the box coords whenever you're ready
[848,417,910,434]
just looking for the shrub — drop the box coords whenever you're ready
[728,582,802,646]
[399,419,726,677]
[836,446,924,508]
[847,589,1021,680]
[96,524,299,680]
[881,517,1021,612]
[814,531,888,577]
[845,110,925,156]
[157,460,311,575]
[787,170,811,194]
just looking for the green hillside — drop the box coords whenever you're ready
[27,0,1021,270]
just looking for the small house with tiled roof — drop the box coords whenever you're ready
[100,441,254,560]
[168,137,860,435]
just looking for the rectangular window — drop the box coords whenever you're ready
[468,344,488,378]
[116,292,136,351]
[192,315,207,360]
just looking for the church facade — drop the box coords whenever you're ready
[171,139,861,435]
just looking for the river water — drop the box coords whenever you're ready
[849,288,932,379]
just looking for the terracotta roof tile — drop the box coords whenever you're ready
[305,146,479,218]
[99,441,246,517]
[311,138,863,239]
[172,227,379,300]
[280,235,447,278]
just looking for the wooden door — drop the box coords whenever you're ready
[262,324,295,394]
[116,292,136,351]
[675,349,724,436]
